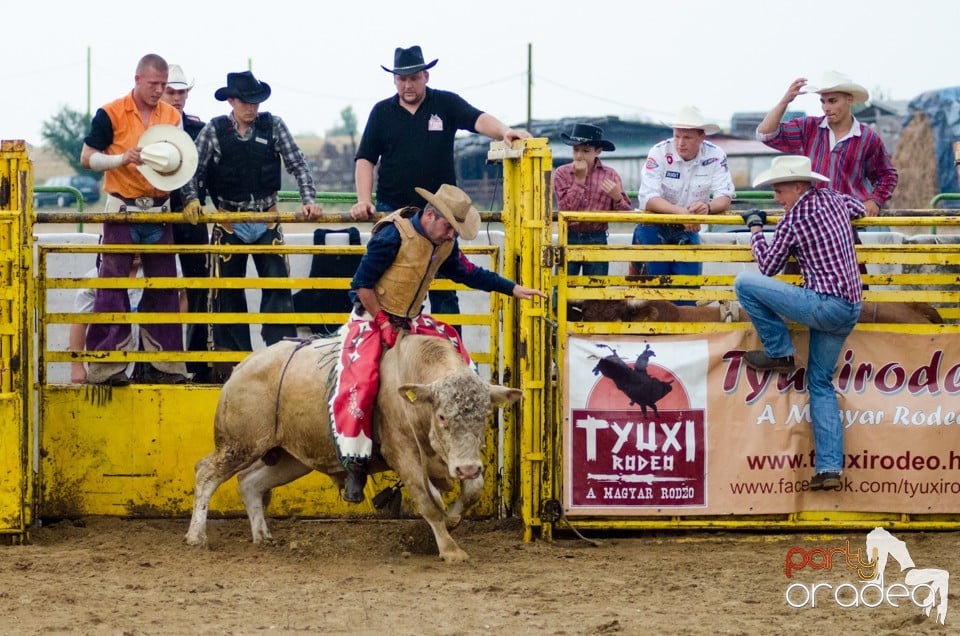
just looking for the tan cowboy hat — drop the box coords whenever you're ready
[663,106,721,135]
[752,155,830,188]
[414,184,481,240]
[806,70,869,104]
[166,64,194,90]
[136,124,199,191]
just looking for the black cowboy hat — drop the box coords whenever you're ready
[214,71,272,103]
[560,123,616,151]
[380,45,438,76]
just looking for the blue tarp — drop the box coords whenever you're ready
[904,87,960,195]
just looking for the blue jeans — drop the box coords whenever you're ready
[631,224,701,306]
[567,231,609,276]
[734,271,861,473]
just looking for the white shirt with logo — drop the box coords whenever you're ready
[637,139,735,211]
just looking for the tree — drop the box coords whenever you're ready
[41,106,97,179]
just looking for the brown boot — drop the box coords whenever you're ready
[343,458,368,503]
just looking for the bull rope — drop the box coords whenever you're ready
[273,338,316,434]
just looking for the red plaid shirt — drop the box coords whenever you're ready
[554,158,632,233]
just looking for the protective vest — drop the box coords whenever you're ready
[373,209,453,318]
[207,113,282,203]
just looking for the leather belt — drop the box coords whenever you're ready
[109,193,170,210]
[218,200,275,212]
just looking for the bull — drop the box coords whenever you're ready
[184,334,521,563]
[591,344,673,418]
[570,299,942,324]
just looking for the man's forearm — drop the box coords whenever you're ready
[355,159,375,204]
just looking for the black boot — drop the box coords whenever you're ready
[343,458,368,503]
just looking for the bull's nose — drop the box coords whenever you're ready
[455,464,482,480]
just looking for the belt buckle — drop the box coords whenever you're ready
[135,196,153,210]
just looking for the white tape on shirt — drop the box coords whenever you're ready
[88,152,124,171]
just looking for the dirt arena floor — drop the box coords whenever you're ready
[0,515,956,635]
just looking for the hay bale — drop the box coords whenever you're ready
[890,112,939,213]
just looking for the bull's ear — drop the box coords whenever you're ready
[489,386,522,408]
[398,383,432,404]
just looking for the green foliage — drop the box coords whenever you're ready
[327,105,357,137]
[41,106,98,180]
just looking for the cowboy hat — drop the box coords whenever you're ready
[414,184,481,240]
[135,124,199,191]
[663,106,721,135]
[752,155,830,188]
[381,45,438,76]
[166,64,193,90]
[560,123,615,151]
[806,70,869,104]
[214,70,271,103]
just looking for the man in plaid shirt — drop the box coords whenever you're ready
[734,155,865,493]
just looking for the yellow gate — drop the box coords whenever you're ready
[0,141,33,542]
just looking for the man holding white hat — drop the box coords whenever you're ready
[757,71,898,217]
[80,53,194,385]
[733,155,865,492]
[632,105,735,304]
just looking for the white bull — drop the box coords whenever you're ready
[185,333,521,563]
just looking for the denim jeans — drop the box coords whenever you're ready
[631,223,701,306]
[567,230,609,276]
[734,271,861,473]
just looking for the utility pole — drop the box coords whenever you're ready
[526,43,532,133]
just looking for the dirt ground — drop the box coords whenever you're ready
[0,516,956,636]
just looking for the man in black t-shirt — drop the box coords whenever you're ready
[351,45,529,317]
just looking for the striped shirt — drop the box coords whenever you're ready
[554,158,633,232]
[758,116,898,206]
[750,187,865,304]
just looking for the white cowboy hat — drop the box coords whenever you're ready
[414,184,481,240]
[806,70,869,104]
[663,106,721,135]
[166,64,194,90]
[136,124,199,191]
[752,155,830,188]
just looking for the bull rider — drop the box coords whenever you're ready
[330,184,546,502]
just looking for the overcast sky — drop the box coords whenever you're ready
[3,0,958,147]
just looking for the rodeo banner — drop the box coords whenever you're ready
[563,331,960,516]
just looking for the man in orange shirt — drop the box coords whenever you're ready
[80,53,193,385]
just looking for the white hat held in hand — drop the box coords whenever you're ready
[805,70,869,104]
[136,124,199,191]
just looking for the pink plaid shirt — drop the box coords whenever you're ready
[554,158,632,233]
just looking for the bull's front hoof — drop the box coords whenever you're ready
[184,532,207,548]
[440,547,470,564]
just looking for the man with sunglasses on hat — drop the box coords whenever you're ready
[554,123,632,276]
[79,53,190,385]
[734,155,865,493]
[350,45,530,326]
[160,63,212,382]
[179,70,322,359]
[332,184,545,503]
[631,106,735,304]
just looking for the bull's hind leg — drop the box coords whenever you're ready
[236,449,311,544]
[185,447,258,547]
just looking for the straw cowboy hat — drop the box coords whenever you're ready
[560,123,616,151]
[414,184,481,240]
[752,155,830,188]
[806,70,869,104]
[381,45,438,76]
[136,124,199,191]
[166,64,193,91]
[663,106,721,135]
[214,71,271,103]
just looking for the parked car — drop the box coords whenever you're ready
[33,174,101,208]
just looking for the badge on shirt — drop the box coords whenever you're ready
[665,170,681,179]
[428,115,444,131]
[665,153,674,165]
[645,157,659,170]
[255,137,268,145]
